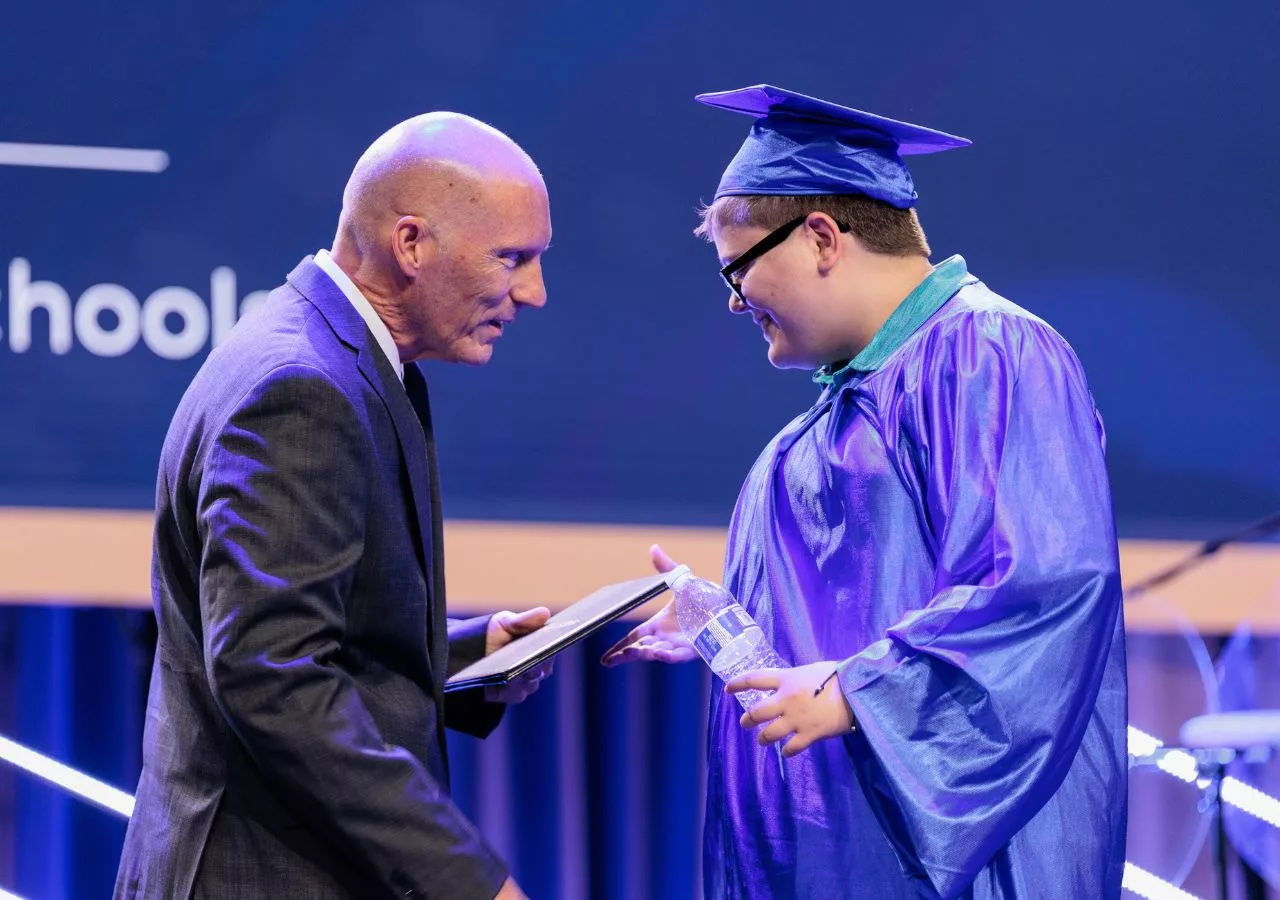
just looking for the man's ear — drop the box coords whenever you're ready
[806,212,844,275]
[391,215,434,278]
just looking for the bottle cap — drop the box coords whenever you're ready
[663,564,692,589]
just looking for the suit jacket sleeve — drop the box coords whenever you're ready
[444,616,505,738]
[197,363,507,900]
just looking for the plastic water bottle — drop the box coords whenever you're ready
[665,564,788,710]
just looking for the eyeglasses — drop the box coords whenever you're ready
[719,215,851,304]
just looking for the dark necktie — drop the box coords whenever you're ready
[402,364,451,769]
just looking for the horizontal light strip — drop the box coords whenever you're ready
[0,734,134,818]
[1122,862,1203,900]
[0,142,168,173]
[1128,727,1163,759]
[0,888,28,900]
[1129,725,1280,828]
[1157,748,1201,784]
[1221,776,1280,828]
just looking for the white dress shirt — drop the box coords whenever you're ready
[314,249,404,382]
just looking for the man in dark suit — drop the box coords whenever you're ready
[115,112,554,900]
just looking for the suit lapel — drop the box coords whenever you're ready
[358,350,437,587]
[286,258,442,660]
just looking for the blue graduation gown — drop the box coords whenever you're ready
[706,257,1128,900]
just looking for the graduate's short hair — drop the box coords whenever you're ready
[694,194,930,258]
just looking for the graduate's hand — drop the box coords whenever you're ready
[730,661,855,757]
[600,544,697,666]
[484,608,554,704]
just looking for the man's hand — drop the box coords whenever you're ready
[600,544,697,667]
[493,876,529,899]
[484,608,553,704]
[485,607,550,656]
[730,661,855,757]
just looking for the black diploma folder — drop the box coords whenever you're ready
[443,572,671,692]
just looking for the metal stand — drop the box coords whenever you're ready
[1204,758,1230,900]
[1202,759,1270,899]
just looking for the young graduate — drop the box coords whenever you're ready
[606,85,1128,900]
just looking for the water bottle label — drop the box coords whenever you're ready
[693,604,757,661]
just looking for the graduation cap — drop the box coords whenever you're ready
[696,84,970,208]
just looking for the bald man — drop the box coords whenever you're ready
[115,114,552,900]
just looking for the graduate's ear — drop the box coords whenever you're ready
[805,212,843,275]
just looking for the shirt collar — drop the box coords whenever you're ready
[813,254,976,389]
[314,249,404,382]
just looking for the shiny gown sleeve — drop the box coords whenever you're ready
[834,310,1124,899]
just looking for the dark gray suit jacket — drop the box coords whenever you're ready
[115,257,509,899]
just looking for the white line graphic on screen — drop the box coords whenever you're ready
[0,141,168,173]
